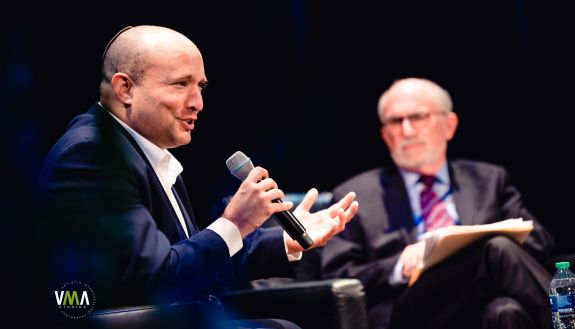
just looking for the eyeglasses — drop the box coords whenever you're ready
[381,111,447,132]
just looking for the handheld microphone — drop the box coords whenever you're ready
[225,151,314,250]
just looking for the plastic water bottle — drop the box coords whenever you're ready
[550,261,575,329]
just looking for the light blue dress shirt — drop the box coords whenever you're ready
[390,163,460,285]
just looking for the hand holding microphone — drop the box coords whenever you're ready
[226,151,314,249]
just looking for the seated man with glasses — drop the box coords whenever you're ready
[321,78,554,329]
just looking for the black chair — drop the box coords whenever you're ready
[220,278,367,329]
[68,297,223,329]
[64,278,367,329]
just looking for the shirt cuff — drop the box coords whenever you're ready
[283,231,303,262]
[389,258,408,286]
[206,217,243,256]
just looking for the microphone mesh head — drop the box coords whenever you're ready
[225,151,254,181]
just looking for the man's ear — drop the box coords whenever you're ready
[110,73,134,105]
[444,111,459,141]
[380,125,393,147]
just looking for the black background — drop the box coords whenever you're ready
[1,0,573,267]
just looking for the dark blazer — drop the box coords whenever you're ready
[39,103,294,306]
[321,160,554,305]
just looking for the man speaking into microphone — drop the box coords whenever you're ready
[38,25,358,328]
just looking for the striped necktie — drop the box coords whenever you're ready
[420,175,453,231]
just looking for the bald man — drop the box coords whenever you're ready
[39,25,357,327]
[321,78,554,329]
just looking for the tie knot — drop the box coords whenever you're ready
[420,175,436,189]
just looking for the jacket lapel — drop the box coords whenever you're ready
[172,176,198,234]
[449,162,476,225]
[91,103,197,240]
[383,169,418,242]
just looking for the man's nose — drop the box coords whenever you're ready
[185,87,203,112]
[401,118,415,136]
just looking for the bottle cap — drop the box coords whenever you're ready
[556,261,571,269]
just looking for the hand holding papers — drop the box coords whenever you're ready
[408,218,534,286]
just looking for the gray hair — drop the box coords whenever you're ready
[377,78,453,123]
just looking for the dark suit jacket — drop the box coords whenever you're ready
[321,160,554,306]
[39,103,295,306]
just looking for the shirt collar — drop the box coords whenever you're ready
[103,105,183,186]
[399,162,450,188]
